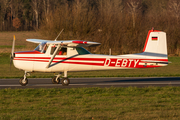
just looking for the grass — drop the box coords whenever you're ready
[0,87,180,119]
[1,53,180,78]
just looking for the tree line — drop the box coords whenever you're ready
[0,0,180,55]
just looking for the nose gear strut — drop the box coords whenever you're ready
[19,71,29,86]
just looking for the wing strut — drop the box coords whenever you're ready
[46,44,61,68]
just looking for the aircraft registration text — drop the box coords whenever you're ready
[104,58,139,68]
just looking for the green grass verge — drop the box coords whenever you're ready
[1,53,180,78]
[0,87,180,119]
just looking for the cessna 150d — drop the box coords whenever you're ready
[11,29,168,86]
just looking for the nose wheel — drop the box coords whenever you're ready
[19,77,28,86]
[19,71,29,86]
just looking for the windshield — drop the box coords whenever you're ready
[34,42,48,53]
[76,47,91,55]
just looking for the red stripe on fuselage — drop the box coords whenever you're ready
[14,58,105,66]
[14,58,49,62]
[14,57,106,61]
[15,50,43,54]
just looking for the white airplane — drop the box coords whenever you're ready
[11,29,169,86]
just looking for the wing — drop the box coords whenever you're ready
[26,39,50,43]
[26,39,101,47]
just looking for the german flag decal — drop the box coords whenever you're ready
[152,37,158,40]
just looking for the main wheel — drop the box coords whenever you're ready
[61,78,70,86]
[19,77,28,86]
[52,76,60,84]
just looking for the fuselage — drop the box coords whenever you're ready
[13,49,168,73]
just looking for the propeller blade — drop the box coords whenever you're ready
[10,55,12,71]
[10,35,16,71]
[11,35,15,57]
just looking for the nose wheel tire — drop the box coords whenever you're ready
[19,77,28,86]
[52,76,60,84]
[61,78,70,86]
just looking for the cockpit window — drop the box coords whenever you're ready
[76,47,91,55]
[50,46,56,55]
[34,42,48,53]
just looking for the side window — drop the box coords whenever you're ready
[57,48,67,55]
[50,47,67,55]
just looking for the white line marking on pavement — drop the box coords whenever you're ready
[0,82,180,87]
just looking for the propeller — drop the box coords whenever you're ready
[10,35,16,70]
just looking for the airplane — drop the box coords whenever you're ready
[10,29,169,86]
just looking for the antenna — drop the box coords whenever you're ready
[54,28,64,41]
[152,27,154,31]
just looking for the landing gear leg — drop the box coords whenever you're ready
[52,72,62,84]
[61,71,70,86]
[19,71,29,86]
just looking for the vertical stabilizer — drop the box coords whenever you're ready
[143,30,167,56]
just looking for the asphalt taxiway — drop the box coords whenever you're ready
[0,77,180,89]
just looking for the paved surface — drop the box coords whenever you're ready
[0,77,180,89]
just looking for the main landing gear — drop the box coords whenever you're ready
[19,71,70,86]
[52,71,70,86]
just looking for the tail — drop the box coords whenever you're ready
[141,29,168,65]
[143,30,167,57]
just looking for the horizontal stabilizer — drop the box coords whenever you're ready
[141,60,170,64]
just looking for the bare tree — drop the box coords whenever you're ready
[97,0,123,53]
[127,0,141,28]
[72,0,89,36]
[32,0,40,29]
[0,0,10,30]
[43,0,50,23]
[168,0,180,24]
